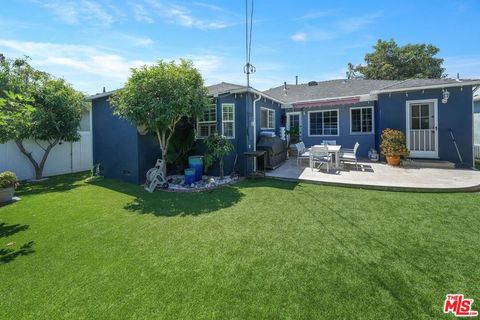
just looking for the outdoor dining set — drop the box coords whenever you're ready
[294,141,360,172]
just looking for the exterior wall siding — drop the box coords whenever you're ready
[377,86,473,167]
[92,97,161,184]
[287,102,377,157]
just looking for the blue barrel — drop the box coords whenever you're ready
[188,156,203,181]
[184,168,196,185]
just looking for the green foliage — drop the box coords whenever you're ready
[0,171,19,189]
[166,118,195,174]
[380,128,410,157]
[285,126,300,145]
[0,91,35,144]
[203,133,234,179]
[109,60,210,175]
[0,55,87,179]
[352,39,445,80]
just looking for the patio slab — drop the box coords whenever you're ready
[266,158,480,192]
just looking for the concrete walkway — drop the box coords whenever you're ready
[266,159,480,192]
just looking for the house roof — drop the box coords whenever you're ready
[263,80,398,104]
[206,82,245,96]
[264,78,480,105]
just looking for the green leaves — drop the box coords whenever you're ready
[0,91,35,143]
[351,39,445,80]
[109,59,210,172]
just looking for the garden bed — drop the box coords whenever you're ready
[162,175,242,192]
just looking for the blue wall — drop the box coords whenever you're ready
[195,92,283,176]
[92,96,161,184]
[92,97,140,184]
[377,86,473,167]
[289,102,376,158]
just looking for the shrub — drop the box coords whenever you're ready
[0,171,19,189]
[380,128,410,157]
[203,133,234,179]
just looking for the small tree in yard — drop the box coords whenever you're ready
[110,59,210,176]
[203,133,234,179]
[0,57,87,179]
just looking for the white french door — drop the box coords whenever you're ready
[406,99,438,158]
[286,112,302,140]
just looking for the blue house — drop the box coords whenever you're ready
[88,78,479,184]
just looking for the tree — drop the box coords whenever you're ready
[351,39,445,80]
[0,57,87,179]
[110,59,210,176]
[203,133,234,179]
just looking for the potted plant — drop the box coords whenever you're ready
[380,128,410,166]
[0,171,19,204]
[285,127,300,157]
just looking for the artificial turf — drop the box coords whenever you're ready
[0,173,479,319]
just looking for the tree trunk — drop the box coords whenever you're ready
[219,158,224,180]
[15,139,59,180]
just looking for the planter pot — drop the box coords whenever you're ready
[0,187,15,204]
[386,156,401,166]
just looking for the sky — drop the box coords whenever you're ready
[1,0,480,95]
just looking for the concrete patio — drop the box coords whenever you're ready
[266,158,480,192]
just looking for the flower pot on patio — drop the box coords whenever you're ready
[380,129,410,167]
[0,187,15,204]
[0,171,19,204]
[386,156,401,166]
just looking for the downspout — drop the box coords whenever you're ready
[253,93,262,171]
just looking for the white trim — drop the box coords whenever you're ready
[405,99,438,158]
[287,94,374,106]
[228,87,286,105]
[260,107,275,130]
[373,80,480,95]
[350,106,374,135]
[221,103,235,139]
[286,111,302,139]
[307,109,340,137]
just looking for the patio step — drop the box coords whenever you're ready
[402,159,456,169]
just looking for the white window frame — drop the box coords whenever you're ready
[260,107,275,130]
[196,103,217,139]
[221,103,235,139]
[307,109,340,137]
[350,106,374,134]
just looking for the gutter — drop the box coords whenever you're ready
[371,80,480,94]
[252,93,262,171]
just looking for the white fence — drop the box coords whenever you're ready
[0,109,92,180]
[475,144,480,159]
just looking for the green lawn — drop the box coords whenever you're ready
[1,174,479,319]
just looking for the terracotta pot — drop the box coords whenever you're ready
[386,156,401,166]
[0,187,15,204]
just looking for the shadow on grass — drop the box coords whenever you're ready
[0,222,29,238]
[90,178,246,217]
[0,241,35,265]
[16,172,89,197]
[0,222,34,265]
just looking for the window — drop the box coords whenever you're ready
[350,107,373,134]
[260,108,275,129]
[410,103,432,130]
[308,110,338,136]
[197,104,217,138]
[222,103,235,138]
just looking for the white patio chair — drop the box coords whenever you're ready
[322,140,337,145]
[310,144,332,171]
[296,142,310,166]
[339,142,360,170]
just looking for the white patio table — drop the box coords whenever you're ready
[313,145,341,169]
